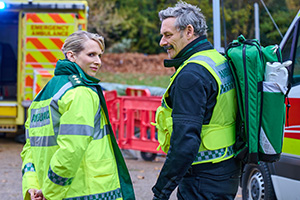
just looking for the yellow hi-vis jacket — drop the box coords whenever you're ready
[21,60,135,200]
[154,49,237,164]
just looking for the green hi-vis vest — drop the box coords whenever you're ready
[153,49,237,165]
[21,74,134,200]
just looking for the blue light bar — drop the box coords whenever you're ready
[0,2,5,10]
[3,2,85,10]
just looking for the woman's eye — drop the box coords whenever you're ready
[88,53,95,57]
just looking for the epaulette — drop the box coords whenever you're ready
[68,74,84,87]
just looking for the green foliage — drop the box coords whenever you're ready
[87,0,300,54]
[258,1,299,46]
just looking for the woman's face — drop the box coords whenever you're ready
[69,39,102,77]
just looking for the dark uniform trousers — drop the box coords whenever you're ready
[177,158,241,200]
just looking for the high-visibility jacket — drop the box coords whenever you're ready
[156,49,237,164]
[21,59,135,200]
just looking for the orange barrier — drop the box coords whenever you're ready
[104,89,165,159]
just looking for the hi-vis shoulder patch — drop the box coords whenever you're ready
[68,74,84,87]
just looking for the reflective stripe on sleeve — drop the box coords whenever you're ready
[63,188,122,200]
[50,82,73,111]
[93,124,110,140]
[59,124,94,136]
[50,82,73,137]
[22,162,36,176]
[59,124,110,140]
[48,166,74,186]
[30,135,57,147]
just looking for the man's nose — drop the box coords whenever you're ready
[159,37,167,47]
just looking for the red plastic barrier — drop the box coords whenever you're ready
[104,89,165,155]
[125,87,151,128]
[125,87,151,97]
[118,96,164,154]
[103,90,120,135]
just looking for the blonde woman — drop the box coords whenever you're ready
[21,31,135,200]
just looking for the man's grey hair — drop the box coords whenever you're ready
[158,1,207,36]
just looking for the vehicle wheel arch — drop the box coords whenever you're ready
[241,162,277,200]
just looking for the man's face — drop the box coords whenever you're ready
[160,17,189,59]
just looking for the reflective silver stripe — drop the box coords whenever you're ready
[260,127,276,154]
[94,105,101,137]
[28,124,110,146]
[63,188,122,200]
[27,127,57,147]
[59,124,94,137]
[30,135,57,147]
[25,129,29,139]
[48,166,74,186]
[188,55,234,94]
[50,82,73,137]
[50,82,73,111]
[22,162,36,176]
[93,103,112,140]
[193,145,234,163]
[93,124,110,140]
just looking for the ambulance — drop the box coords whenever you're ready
[0,0,88,134]
[242,10,300,200]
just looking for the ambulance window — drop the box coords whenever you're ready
[281,27,294,62]
[294,23,300,85]
[0,11,18,100]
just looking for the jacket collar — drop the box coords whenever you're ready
[54,59,100,86]
[164,35,214,70]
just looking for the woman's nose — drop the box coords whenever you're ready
[95,56,101,65]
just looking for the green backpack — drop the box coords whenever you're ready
[225,35,289,164]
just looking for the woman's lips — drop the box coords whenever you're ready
[90,67,98,71]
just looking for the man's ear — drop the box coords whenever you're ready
[186,24,194,39]
[66,51,76,62]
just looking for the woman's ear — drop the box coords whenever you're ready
[66,51,76,62]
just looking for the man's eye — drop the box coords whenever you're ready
[98,54,102,59]
[88,53,95,57]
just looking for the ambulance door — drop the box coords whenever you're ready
[21,12,78,104]
[270,9,300,200]
[241,10,300,200]
[0,10,19,132]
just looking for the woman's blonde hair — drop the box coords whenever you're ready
[62,30,105,57]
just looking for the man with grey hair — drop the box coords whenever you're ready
[152,1,240,199]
